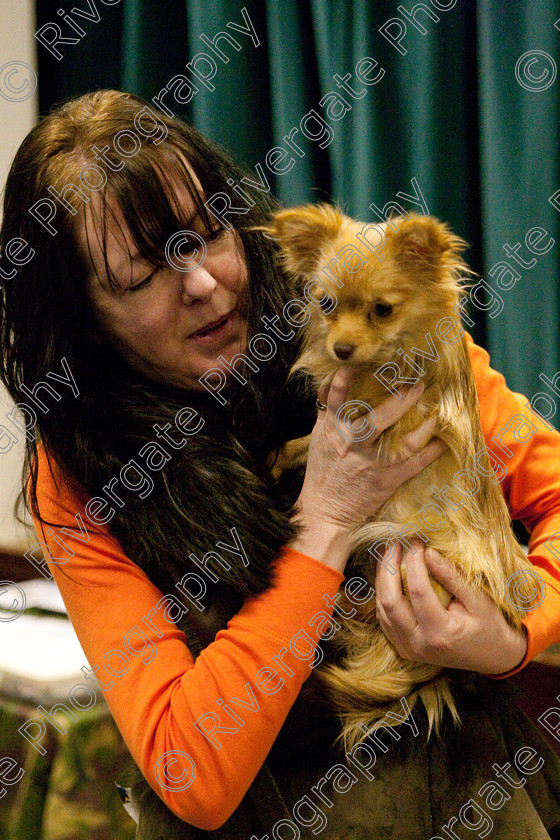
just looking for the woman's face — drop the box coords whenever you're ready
[76,170,249,392]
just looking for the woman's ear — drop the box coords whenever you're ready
[258,203,346,276]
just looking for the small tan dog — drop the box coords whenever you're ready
[262,204,537,750]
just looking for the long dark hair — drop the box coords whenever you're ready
[0,90,314,594]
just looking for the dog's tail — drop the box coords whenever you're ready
[330,675,460,753]
[415,676,461,738]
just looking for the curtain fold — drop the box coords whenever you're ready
[477,0,560,398]
[121,0,189,107]
[185,0,273,167]
[35,0,560,417]
[264,0,329,204]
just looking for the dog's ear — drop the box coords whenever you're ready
[258,203,346,276]
[389,214,468,276]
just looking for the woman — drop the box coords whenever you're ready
[1,90,560,839]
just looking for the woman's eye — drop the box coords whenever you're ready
[129,270,157,293]
[126,229,225,293]
[373,302,393,318]
[202,226,225,243]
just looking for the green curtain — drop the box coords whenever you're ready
[35,0,560,419]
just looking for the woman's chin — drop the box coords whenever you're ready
[190,336,247,392]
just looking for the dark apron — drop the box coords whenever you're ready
[116,564,560,840]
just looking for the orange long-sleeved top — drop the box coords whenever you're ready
[30,331,560,829]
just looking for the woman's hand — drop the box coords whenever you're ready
[289,367,448,572]
[375,540,529,674]
[295,367,447,529]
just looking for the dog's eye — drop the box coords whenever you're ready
[319,296,334,313]
[373,302,393,318]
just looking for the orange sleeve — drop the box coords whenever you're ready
[31,447,345,830]
[465,331,560,678]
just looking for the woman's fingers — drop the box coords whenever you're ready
[304,373,446,528]
[422,547,478,610]
[320,374,427,444]
[375,542,416,632]
[376,542,529,672]
[376,542,456,660]
[373,381,425,436]
[403,544,451,631]
[390,436,448,485]
[316,366,354,417]
[399,415,438,457]
[316,375,333,409]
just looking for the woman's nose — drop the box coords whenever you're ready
[179,264,218,304]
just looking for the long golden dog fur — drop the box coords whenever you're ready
[261,204,536,751]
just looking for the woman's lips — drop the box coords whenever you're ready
[188,311,236,346]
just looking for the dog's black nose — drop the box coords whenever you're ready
[334,343,355,359]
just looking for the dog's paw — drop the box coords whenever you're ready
[268,435,311,479]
